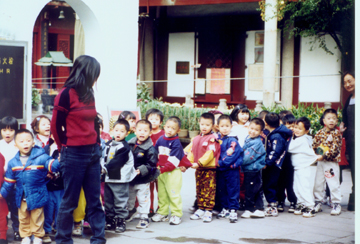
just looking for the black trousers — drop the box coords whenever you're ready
[244,171,264,212]
[276,156,297,204]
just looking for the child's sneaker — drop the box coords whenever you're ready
[72,222,82,236]
[190,209,205,220]
[288,202,296,213]
[217,208,230,218]
[169,215,182,225]
[105,217,115,230]
[265,204,278,217]
[314,202,322,213]
[212,209,220,215]
[250,210,265,218]
[21,237,31,244]
[136,218,150,229]
[125,209,138,222]
[33,237,43,244]
[151,213,169,222]
[83,221,90,229]
[188,206,196,213]
[43,233,52,243]
[330,203,341,215]
[294,204,306,215]
[229,210,238,223]
[115,218,126,233]
[241,210,252,218]
[277,202,284,212]
[302,207,316,218]
[202,211,212,223]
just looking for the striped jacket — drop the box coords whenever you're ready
[0,145,60,210]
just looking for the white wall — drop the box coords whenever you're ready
[299,35,341,102]
[167,32,195,97]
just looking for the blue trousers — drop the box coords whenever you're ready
[262,165,281,204]
[55,144,105,244]
[217,169,240,210]
[44,190,64,233]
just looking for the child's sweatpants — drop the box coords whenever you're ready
[217,169,240,210]
[244,171,264,212]
[128,183,150,218]
[19,201,45,238]
[0,198,8,240]
[262,165,281,204]
[294,166,315,207]
[313,161,341,204]
[196,169,216,211]
[105,183,129,219]
[44,189,64,233]
[157,168,183,217]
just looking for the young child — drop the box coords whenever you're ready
[127,120,159,229]
[216,115,243,223]
[288,117,319,218]
[186,113,221,223]
[97,113,112,142]
[152,116,192,225]
[0,153,8,244]
[258,110,270,145]
[263,112,292,217]
[0,129,60,244]
[240,118,266,219]
[101,119,137,233]
[208,110,223,134]
[118,111,137,141]
[229,104,251,147]
[312,109,342,215]
[277,114,297,213]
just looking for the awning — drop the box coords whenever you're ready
[35,51,73,67]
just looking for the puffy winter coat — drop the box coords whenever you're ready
[241,136,266,172]
[217,134,243,171]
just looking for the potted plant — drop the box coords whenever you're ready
[32,86,41,111]
[188,113,199,138]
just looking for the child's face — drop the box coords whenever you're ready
[294,122,308,137]
[218,119,232,136]
[248,122,262,139]
[15,133,34,156]
[135,123,152,143]
[237,111,249,125]
[113,124,128,142]
[127,118,136,132]
[164,120,180,138]
[323,113,338,130]
[99,124,103,134]
[285,122,295,132]
[147,114,162,131]
[213,114,221,133]
[199,118,213,135]
[38,118,51,137]
[1,127,15,143]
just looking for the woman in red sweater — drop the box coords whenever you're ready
[51,55,105,244]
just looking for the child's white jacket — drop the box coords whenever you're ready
[288,134,318,170]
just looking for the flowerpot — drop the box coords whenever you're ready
[189,130,199,138]
[178,129,189,138]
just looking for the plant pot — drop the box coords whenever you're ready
[178,129,189,138]
[189,130,199,138]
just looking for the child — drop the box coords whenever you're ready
[0,116,20,241]
[97,113,112,142]
[241,118,266,219]
[229,104,251,147]
[152,116,192,225]
[0,129,60,244]
[288,117,319,218]
[127,120,159,229]
[118,111,137,141]
[258,110,270,145]
[208,110,223,133]
[312,109,342,215]
[186,113,221,223]
[0,153,8,244]
[263,113,292,217]
[276,114,297,213]
[216,115,243,223]
[101,119,137,233]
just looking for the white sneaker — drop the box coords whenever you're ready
[265,205,278,217]
[217,208,230,218]
[202,211,212,223]
[190,209,205,220]
[302,207,316,218]
[136,218,150,229]
[250,210,265,218]
[241,210,252,218]
[169,215,182,225]
[72,222,83,236]
[314,202,322,213]
[294,204,306,215]
[21,237,31,244]
[33,237,43,244]
[151,213,169,222]
[229,209,238,223]
[330,203,341,215]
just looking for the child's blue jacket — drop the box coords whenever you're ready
[0,145,60,210]
[218,134,243,171]
[241,136,266,172]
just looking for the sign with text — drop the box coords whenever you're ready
[176,61,189,74]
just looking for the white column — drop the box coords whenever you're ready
[263,0,278,107]
[281,28,294,109]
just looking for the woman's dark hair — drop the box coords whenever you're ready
[31,115,50,134]
[230,104,250,123]
[118,111,136,121]
[64,55,100,104]
[296,117,311,131]
[0,116,18,131]
[342,70,355,85]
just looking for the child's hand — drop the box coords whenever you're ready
[226,148,234,156]
[0,194,2,199]
[136,169,141,175]
[339,122,347,133]
[317,155,323,161]
[46,172,55,180]
[179,166,187,172]
[101,168,107,175]
[191,163,199,169]
[263,165,267,170]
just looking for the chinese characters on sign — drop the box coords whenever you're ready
[205,68,231,94]
[176,61,190,74]
[41,20,49,78]
[0,56,14,74]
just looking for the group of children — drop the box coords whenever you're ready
[0,103,344,244]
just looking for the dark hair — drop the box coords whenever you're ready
[258,110,269,119]
[30,115,50,134]
[282,114,296,125]
[166,116,181,129]
[64,55,100,104]
[230,104,250,124]
[136,119,152,131]
[217,114,232,125]
[342,70,355,83]
[0,116,18,131]
[320,109,338,126]
[296,117,311,130]
[200,113,215,125]
[265,112,280,128]
[208,110,223,116]
[96,113,104,129]
[113,119,130,131]
[145,109,164,123]
[118,111,136,121]
[15,128,34,140]
[279,110,292,119]
[250,118,265,131]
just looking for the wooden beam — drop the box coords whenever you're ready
[139,0,259,7]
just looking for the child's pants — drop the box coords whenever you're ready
[244,171,264,212]
[294,166,315,207]
[19,201,45,238]
[128,183,150,218]
[262,165,281,204]
[44,190,64,233]
[217,169,240,210]
[196,169,216,211]
[6,190,19,232]
[157,169,183,217]
[313,161,341,203]
[277,155,297,204]
[0,198,8,240]
[105,182,129,219]
[73,188,86,223]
